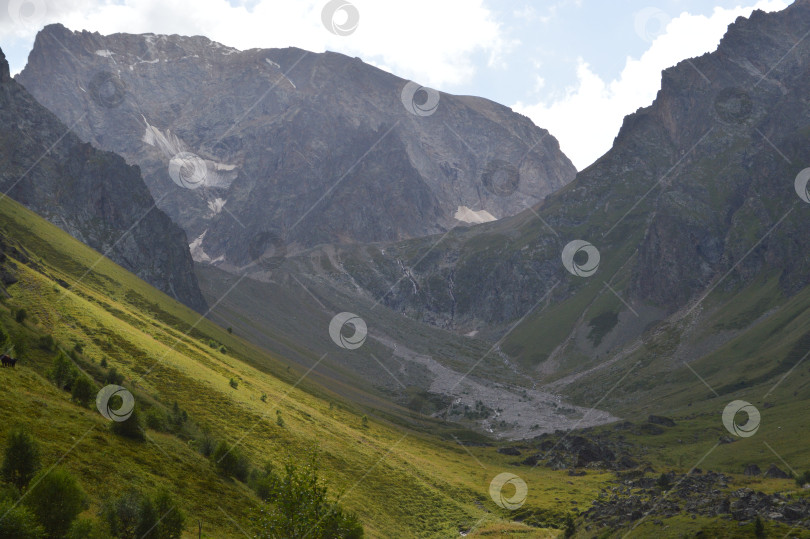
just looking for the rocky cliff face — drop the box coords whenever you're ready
[17,24,576,272]
[284,1,810,338]
[0,46,207,312]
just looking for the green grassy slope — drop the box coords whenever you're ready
[0,194,615,537]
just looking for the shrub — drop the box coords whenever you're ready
[219,345,227,354]
[1,426,41,490]
[276,410,284,428]
[100,358,108,368]
[795,471,810,487]
[0,499,44,539]
[23,467,87,538]
[211,441,250,482]
[49,351,77,391]
[194,431,217,457]
[65,518,106,539]
[656,473,671,491]
[250,462,280,502]
[255,460,363,538]
[102,489,142,539]
[361,415,369,429]
[151,488,185,538]
[103,488,184,539]
[104,367,124,386]
[260,393,267,403]
[755,516,765,538]
[37,335,55,352]
[110,407,145,441]
[0,325,9,351]
[15,309,26,323]
[227,327,232,334]
[229,378,238,389]
[71,375,94,407]
[144,408,169,432]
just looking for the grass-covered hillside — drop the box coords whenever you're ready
[0,194,618,537]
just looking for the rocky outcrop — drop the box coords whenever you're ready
[0,46,206,312]
[281,1,810,338]
[17,24,576,270]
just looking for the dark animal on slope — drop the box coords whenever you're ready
[1,354,17,367]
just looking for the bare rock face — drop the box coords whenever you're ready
[0,45,207,312]
[284,1,810,334]
[17,24,576,270]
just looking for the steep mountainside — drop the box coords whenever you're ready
[17,24,576,273]
[280,3,810,345]
[0,46,206,312]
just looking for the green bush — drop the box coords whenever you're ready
[211,441,250,482]
[65,518,106,539]
[144,408,168,432]
[1,427,41,490]
[104,367,124,386]
[71,376,94,407]
[49,352,77,391]
[0,325,9,351]
[219,345,227,354]
[795,471,810,487]
[229,378,238,389]
[100,358,108,368]
[250,462,280,502]
[14,309,26,324]
[23,468,87,538]
[110,408,145,441]
[37,335,55,352]
[276,410,284,428]
[102,489,142,539]
[255,460,363,538]
[0,499,44,539]
[102,487,185,539]
[151,488,185,538]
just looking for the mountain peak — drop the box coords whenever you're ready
[0,47,9,83]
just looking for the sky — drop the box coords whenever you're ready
[0,0,793,170]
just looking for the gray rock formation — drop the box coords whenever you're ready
[0,46,207,312]
[17,24,576,271]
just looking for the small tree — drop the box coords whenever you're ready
[71,375,94,407]
[229,378,238,389]
[755,516,765,538]
[15,309,27,323]
[135,495,158,539]
[100,358,108,368]
[260,393,267,403]
[65,518,106,539]
[255,459,363,538]
[102,489,142,539]
[0,499,44,539]
[152,488,185,538]
[0,325,9,351]
[1,426,41,490]
[49,351,77,390]
[564,514,576,538]
[110,407,145,441]
[227,327,233,334]
[276,410,284,428]
[104,367,124,386]
[656,472,672,491]
[250,462,280,501]
[211,441,250,482]
[361,415,369,429]
[23,467,87,538]
[37,335,55,352]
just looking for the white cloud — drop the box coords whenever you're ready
[2,0,504,88]
[513,0,790,170]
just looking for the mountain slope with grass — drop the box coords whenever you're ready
[0,193,620,537]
